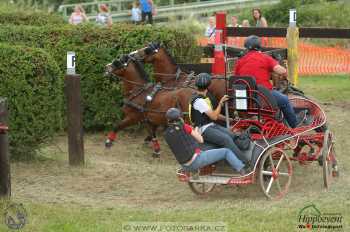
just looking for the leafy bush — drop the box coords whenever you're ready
[0,4,65,26]
[0,23,201,130]
[232,0,350,27]
[0,44,64,160]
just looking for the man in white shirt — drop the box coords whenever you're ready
[189,73,249,164]
[204,16,216,38]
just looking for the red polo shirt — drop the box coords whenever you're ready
[234,51,278,90]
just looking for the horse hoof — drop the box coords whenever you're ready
[152,152,160,158]
[105,139,113,148]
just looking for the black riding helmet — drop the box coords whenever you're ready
[166,108,182,122]
[244,35,262,51]
[195,73,212,90]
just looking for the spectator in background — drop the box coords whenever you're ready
[252,8,268,27]
[242,19,250,27]
[252,8,268,45]
[139,0,153,24]
[96,4,113,27]
[69,5,88,25]
[204,16,216,38]
[130,1,141,24]
[229,16,241,27]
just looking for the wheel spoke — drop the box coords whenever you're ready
[279,172,290,176]
[202,183,205,192]
[275,155,284,170]
[266,177,274,194]
[262,171,273,175]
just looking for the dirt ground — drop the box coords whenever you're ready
[10,102,350,210]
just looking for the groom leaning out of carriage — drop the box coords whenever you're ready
[164,108,251,177]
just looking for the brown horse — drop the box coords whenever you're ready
[132,42,227,102]
[105,54,193,157]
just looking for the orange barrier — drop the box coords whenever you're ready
[198,37,350,76]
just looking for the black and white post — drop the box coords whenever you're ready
[287,9,299,86]
[65,52,84,166]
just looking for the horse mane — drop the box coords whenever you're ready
[131,58,150,82]
[162,47,179,68]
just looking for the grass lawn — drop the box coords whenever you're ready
[0,75,349,232]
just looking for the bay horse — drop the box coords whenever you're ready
[104,54,194,157]
[131,42,227,103]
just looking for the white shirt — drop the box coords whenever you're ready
[131,7,141,22]
[193,98,214,133]
[204,26,215,38]
[96,13,110,26]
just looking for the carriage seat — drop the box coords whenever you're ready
[229,75,279,117]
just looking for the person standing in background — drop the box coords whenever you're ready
[252,8,268,46]
[96,4,113,27]
[242,19,250,27]
[69,5,88,25]
[130,1,141,24]
[229,16,241,27]
[252,8,268,27]
[139,0,153,24]
[204,16,216,38]
[227,16,241,46]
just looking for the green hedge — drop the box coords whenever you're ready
[0,43,64,160]
[233,0,350,27]
[0,4,65,26]
[0,23,201,130]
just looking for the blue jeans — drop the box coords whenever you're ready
[183,148,244,172]
[271,90,297,128]
[202,124,248,163]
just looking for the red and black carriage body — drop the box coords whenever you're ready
[177,75,339,200]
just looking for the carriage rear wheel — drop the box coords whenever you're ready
[259,148,292,200]
[188,182,216,195]
[322,130,338,188]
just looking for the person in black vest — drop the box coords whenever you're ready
[189,73,249,164]
[164,108,248,175]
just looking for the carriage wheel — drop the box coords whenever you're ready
[259,148,292,200]
[322,130,338,188]
[188,182,216,195]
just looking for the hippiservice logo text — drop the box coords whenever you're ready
[297,204,343,230]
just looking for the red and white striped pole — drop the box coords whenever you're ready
[212,12,227,75]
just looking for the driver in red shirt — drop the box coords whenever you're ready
[234,35,302,128]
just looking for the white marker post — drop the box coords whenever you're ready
[287,9,299,86]
[289,9,296,27]
[67,51,76,75]
[65,51,84,166]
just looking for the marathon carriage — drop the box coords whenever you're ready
[176,75,339,200]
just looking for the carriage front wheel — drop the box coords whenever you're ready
[259,148,293,200]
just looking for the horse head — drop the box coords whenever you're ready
[105,54,150,85]
[131,42,166,63]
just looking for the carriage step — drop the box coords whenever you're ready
[190,175,231,184]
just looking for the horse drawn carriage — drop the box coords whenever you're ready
[105,42,339,200]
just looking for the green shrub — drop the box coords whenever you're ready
[0,43,64,160]
[0,23,201,130]
[0,4,65,26]
[232,0,350,27]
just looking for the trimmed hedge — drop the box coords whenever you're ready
[0,4,65,26]
[0,23,201,130]
[0,43,64,160]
